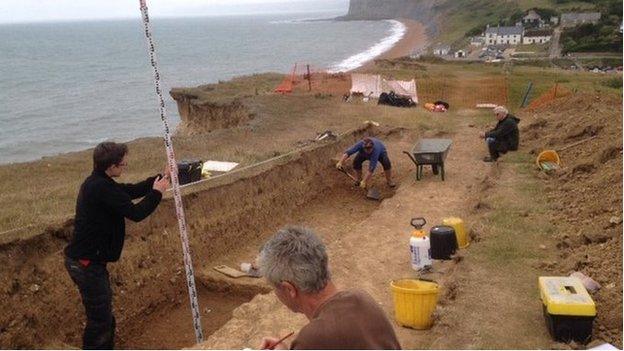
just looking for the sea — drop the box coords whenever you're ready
[0,11,406,164]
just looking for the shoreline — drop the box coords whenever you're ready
[356,18,429,72]
[371,19,429,62]
[328,18,429,73]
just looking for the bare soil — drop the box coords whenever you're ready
[0,68,621,349]
[520,92,623,347]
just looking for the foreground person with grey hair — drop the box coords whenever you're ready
[258,226,401,350]
[479,105,521,162]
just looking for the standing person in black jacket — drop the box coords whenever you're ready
[64,142,170,349]
[479,106,521,162]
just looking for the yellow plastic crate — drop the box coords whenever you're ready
[539,276,596,343]
[539,277,596,316]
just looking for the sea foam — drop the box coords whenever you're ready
[327,20,406,73]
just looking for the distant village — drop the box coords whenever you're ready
[418,8,621,72]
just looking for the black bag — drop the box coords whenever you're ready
[378,91,415,108]
[177,160,203,185]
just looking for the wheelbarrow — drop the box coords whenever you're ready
[403,138,452,181]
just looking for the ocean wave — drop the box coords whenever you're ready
[326,20,406,73]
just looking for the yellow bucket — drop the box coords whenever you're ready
[442,217,469,249]
[390,279,440,329]
[536,150,561,171]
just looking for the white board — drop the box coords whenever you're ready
[202,161,239,173]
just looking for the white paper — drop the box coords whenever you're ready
[202,161,239,173]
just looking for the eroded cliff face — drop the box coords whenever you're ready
[339,0,437,22]
[170,89,255,136]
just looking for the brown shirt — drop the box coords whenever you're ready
[290,289,401,350]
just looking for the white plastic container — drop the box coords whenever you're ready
[409,218,432,271]
[410,235,432,270]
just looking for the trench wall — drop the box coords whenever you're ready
[0,125,374,348]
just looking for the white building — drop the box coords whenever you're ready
[485,25,524,45]
[433,44,451,56]
[561,12,601,28]
[523,29,553,44]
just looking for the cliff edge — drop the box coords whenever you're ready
[338,0,436,21]
[337,0,438,34]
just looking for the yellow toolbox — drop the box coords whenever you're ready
[539,276,596,343]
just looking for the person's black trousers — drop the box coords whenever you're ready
[353,151,392,171]
[486,137,509,160]
[65,257,115,350]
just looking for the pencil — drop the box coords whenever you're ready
[268,331,294,350]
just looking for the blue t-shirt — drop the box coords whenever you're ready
[345,138,387,172]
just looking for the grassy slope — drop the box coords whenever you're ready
[0,61,613,235]
[0,75,449,233]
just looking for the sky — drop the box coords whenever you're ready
[0,0,349,24]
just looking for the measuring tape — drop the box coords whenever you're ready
[139,0,204,343]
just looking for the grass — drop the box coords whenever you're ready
[506,64,609,109]
[475,156,554,266]
[0,60,616,235]
[170,73,284,104]
[602,76,623,89]
[515,43,550,53]
[0,68,450,233]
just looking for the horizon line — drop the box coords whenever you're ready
[0,8,347,26]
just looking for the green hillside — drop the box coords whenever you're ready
[434,0,604,46]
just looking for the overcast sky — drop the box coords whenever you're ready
[0,0,349,24]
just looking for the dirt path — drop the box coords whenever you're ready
[196,112,558,349]
[549,28,562,59]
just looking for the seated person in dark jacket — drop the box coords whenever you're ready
[64,141,170,350]
[479,106,520,162]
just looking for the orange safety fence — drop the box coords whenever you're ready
[417,76,509,109]
[274,65,511,110]
[274,63,351,95]
[526,84,572,110]
[274,63,298,94]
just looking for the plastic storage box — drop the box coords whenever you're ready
[539,276,596,343]
[178,160,203,185]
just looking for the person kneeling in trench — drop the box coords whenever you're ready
[336,136,396,189]
[258,226,401,350]
[479,105,521,162]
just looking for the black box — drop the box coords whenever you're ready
[543,305,595,343]
[177,160,203,185]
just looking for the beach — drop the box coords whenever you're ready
[378,18,428,60]
[355,18,428,72]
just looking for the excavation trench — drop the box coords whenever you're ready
[0,124,413,349]
[117,125,409,349]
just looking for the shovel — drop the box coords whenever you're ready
[336,167,382,201]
